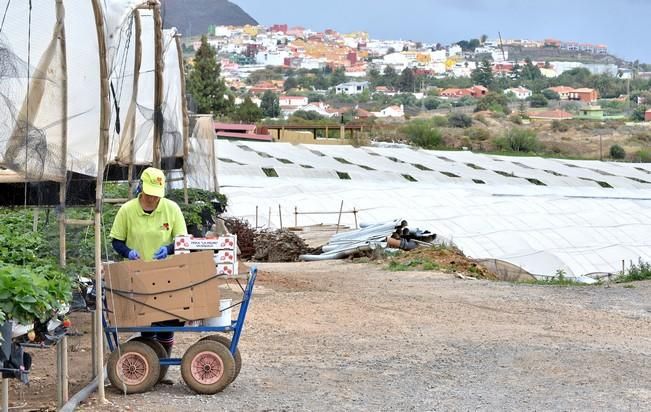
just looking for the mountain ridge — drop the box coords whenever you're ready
[161,0,258,37]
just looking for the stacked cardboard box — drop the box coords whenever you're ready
[103,251,220,327]
[174,234,238,276]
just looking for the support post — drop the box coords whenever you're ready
[268,207,271,228]
[255,205,258,229]
[278,204,283,229]
[2,378,8,412]
[175,35,190,205]
[294,206,298,228]
[152,4,163,168]
[336,200,344,234]
[90,0,109,403]
[353,207,358,229]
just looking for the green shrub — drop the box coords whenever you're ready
[609,144,626,159]
[527,93,549,108]
[431,116,449,127]
[542,89,560,100]
[423,96,440,110]
[634,149,651,162]
[465,127,491,141]
[447,113,473,128]
[494,128,541,152]
[402,120,443,149]
[617,259,651,282]
[508,114,523,125]
[475,92,511,114]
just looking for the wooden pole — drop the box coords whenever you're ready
[210,129,218,192]
[294,206,298,227]
[2,378,8,412]
[353,207,358,229]
[152,4,163,168]
[56,1,69,405]
[90,0,109,403]
[255,205,258,229]
[127,10,142,200]
[268,207,271,228]
[336,200,344,234]
[278,204,283,229]
[175,35,190,205]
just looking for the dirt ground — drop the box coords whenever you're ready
[7,260,651,411]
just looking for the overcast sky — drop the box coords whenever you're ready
[234,0,649,62]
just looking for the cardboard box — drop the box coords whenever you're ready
[216,263,238,276]
[175,235,237,251]
[214,250,236,264]
[103,251,220,328]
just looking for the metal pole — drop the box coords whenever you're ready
[335,200,344,234]
[353,207,358,229]
[61,336,69,403]
[294,206,298,227]
[255,205,258,229]
[278,205,283,229]
[2,378,8,412]
[175,35,190,205]
[152,4,163,168]
[268,207,271,229]
[90,310,97,378]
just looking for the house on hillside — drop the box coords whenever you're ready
[646,109,651,122]
[546,86,575,100]
[528,109,573,121]
[334,81,369,95]
[569,88,599,103]
[279,95,309,108]
[372,104,404,118]
[504,86,532,100]
[214,122,273,142]
[440,85,487,99]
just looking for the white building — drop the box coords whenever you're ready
[256,50,291,66]
[372,104,404,118]
[334,81,369,95]
[504,86,532,100]
[279,95,309,108]
[284,102,338,118]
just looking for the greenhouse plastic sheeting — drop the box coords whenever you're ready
[190,140,651,280]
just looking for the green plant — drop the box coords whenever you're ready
[616,259,651,283]
[494,128,541,153]
[551,120,569,132]
[402,120,443,149]
[609,144,626,159]
[634,149,651,162]
[465,127,491,141]
[0,263,72,324]
[447,113,473,128]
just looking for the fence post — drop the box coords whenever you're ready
[335,200,344,234]
[294,206,298,228]
[278,205,283,229]
[2,377,8,412]
[255,205,259,229]
[268,207,271,229]
[353,207,358,229]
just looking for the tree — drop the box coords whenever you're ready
[397,68,416,92]
[609,144,626,159]
[423,96,441,110]
[402,120,443,149]
[471,59,494,87]
[495,128,540,152]
[631,105,648,121]
[368,68,382,87]
[382,66,398,88]
[330,66,347,87]
[527,93,549,108]
[284,76,298,91]
[480,34,488,44]
[520,58,542,81]
[542,89,560,100]
[475,92,511,114]
[469,38,480,50]
[186,35,231,115]
[232,97,262,123]
[260,90,280,118]
[447,113,473,128]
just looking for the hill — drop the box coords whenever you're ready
[161,0,258,37]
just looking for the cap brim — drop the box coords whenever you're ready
[142,183,164,197]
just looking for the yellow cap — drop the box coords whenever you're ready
[140,167,165,197]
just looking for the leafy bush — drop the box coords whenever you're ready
[617,259,651,282]
[0,263,72,324]
[494,128,541,153]
[423,96,440,110]
[634,149,651,162]
[542,89,560,100]
[508,114,523,125]
[609,144,626,159]
[402,120,443,149]
[527,93,549,108]
[447,113,473,128]
[475,92,511,114]
[431,116,449,128]
[631,105,648,121]
[465,127,491,141]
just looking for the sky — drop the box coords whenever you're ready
[234,0,650,63]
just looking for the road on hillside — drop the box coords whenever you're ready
[79,261,651,411]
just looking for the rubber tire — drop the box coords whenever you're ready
[107,341,160,394]
[131,337,169,383]
[181,339,235,394]
[200,334,242,382]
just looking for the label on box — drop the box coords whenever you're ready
[216,263,238,276]
[214,250,236,264]
[175,235,237,250]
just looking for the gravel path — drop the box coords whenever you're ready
[79,261,651,411]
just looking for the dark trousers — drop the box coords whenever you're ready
[141,319,184,355]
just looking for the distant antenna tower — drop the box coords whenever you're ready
[498,31,506,61]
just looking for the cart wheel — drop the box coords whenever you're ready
[107,341,160,394]
[200,335,242,382]
[181,340,235,394]
[131,337,169,383]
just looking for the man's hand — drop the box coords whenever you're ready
[128,250,140,260]
[153,246,168,260]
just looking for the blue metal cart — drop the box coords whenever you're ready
[103,267,257,394]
